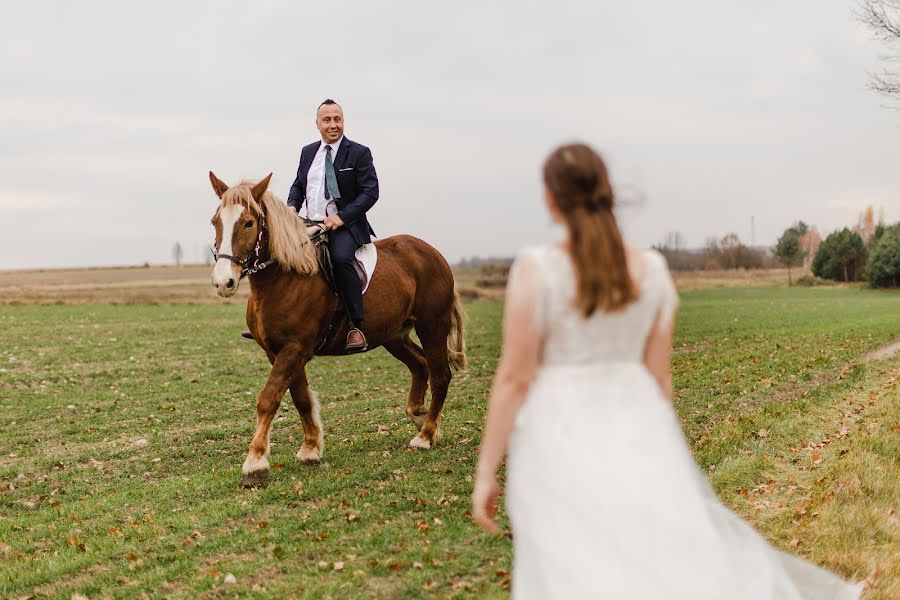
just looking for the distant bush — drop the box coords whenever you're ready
[867,223,900,288]
[476,262,510,288]
[794,275,833,287]
[811,228,867,282]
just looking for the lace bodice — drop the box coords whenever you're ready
[511,245,678,366]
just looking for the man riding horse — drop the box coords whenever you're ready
[209,100,466,483]
[241,98,375,353]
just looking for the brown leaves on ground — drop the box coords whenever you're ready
[66,534,87,552]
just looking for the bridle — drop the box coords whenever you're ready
[212,207,276,280]
[211,208,329,280]
[211,207,342,352]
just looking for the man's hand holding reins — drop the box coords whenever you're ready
[324,214,344,230]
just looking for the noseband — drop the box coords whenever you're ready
[212,209,276,280]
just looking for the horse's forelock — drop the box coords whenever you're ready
[220,181,260,213]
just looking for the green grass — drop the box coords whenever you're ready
[1,287,899,598]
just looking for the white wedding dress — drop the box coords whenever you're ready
[505,245,862,600]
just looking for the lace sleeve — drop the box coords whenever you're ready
[505,246,546,337]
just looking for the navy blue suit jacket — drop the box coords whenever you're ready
[286,137,378,246]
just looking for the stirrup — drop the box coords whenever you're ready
[345,328,368,353]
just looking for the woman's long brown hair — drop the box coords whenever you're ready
[543,143,638,317]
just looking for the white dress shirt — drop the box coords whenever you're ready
[304,136,344,221]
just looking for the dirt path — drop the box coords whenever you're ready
[860,339,900,363]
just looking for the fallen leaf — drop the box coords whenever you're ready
[334,561,345,571]
[757,429,769,438]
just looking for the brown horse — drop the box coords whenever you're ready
[208,172,467,486]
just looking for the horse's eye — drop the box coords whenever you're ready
[245,221,254,229]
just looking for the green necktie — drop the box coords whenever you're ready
[324,145,341,200]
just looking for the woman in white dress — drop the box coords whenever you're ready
[472,143,862,599]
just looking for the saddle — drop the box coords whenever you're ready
[304,219,371,294]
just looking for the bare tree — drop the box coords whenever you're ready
[654,231,694,271]
[857,1,900,99]
[173,241,183,267]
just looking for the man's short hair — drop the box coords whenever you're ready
[317,99,342,116]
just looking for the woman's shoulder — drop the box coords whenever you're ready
[514,244,558,266]
[641,247,669,269]
[636,247,673,280]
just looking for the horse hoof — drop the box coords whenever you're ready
[408,434,432,450]
[241,470,269,488]
[296,445,322,463]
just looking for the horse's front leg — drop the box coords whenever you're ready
[241,346,301,487]
[290,366,324,463]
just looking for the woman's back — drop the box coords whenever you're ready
[519,244,677,367]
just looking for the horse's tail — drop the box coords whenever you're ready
[448,287,468,371]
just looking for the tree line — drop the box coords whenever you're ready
[653,232,773,272]
[656,206,900,288]
[775,207,900,288]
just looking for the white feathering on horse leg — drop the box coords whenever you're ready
[408,434,432,450]
[242,444,270,475]
[310,389,324,452]
[297,389,324,462]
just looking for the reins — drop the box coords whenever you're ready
[212,210,328,280]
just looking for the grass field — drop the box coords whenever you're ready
[1,286,899,598]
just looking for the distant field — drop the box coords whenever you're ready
[1,283,898,597]
[0,264,244,304]
[0,263,822,305]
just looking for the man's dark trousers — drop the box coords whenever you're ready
[329,227,363,326]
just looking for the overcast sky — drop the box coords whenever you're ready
[2,0,898,269]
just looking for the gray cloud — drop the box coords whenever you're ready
[2,0,898,269]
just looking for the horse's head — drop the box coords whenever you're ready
[209,172,272,297]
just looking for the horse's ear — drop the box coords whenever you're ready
[251,173,273,202]
[209,171,229,198]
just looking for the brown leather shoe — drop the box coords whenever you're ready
[241,330,254,340]
[345,328,368,353]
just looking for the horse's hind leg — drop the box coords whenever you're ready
[409,320,452,450]
[383,336,429,429]
[289,366,324,463]
[241,346,301,487]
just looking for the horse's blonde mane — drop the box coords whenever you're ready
[219,181,318,276]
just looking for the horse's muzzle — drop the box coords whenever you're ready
[212,259,241,297]
[215,278,238,297]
